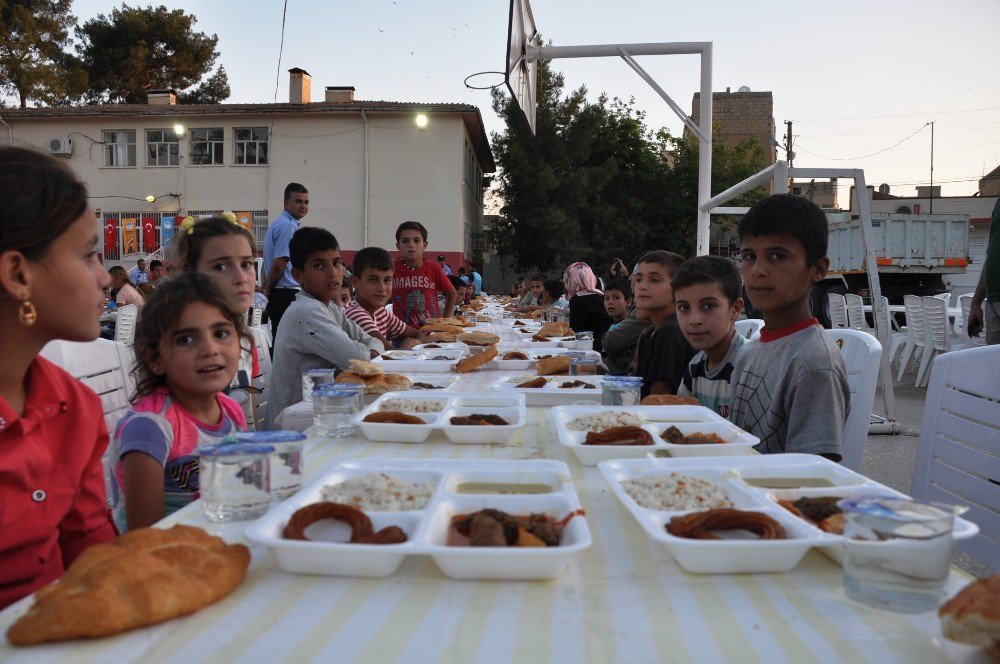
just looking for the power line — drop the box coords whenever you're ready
[793,124,930,161]
[273,0,289,103]
[792,105,1000,122]
[799,123,1000,138]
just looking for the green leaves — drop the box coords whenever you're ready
[0,0,86,107]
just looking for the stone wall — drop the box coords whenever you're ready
[691,91,776,163]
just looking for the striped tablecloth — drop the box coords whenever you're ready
[0,318,982,662]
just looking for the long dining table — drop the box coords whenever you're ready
[0,313,984,663]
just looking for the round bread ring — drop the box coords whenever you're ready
[667,508,786,540]
[283,503,374,541]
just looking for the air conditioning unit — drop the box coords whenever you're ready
[48,137,73,156]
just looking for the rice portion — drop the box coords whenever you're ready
[321,473,436,511]
[566,412,643,432]
[378,398,447,413]
[621,473,731,511]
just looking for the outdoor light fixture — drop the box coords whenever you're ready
[145,194,156,203]
[415,114,428,129]
[173,123,185,136]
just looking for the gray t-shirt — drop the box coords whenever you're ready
[728,322,850,459]
[266,291,382,428]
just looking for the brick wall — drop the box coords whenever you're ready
[691,91,776,163]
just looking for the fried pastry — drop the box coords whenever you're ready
[502,351,528,360]
[667,509,786,540]
[455,345,497,373]
[583,426,653,446]
[363,412,426,424]
[283,503,408,544]
[516,377,547,388]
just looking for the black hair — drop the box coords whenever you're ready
[543,279,564,300]
[0,147,89,261]
[529,274,546,283]
[352,246,394,277]
[284,182,308,201]
[603,278,633,301]
[635,250,686,278]
[447,275,466,291]
[738,193,829,265]
[176,216,256,272]
[395,220,428,242]
[149,259,163,270]
[671,255,742,304]
[290,227,339,270]
[132,272,249,399]
[458,267,467,275]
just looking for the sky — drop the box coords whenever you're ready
[68,0,1000,201]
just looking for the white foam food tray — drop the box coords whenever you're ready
[354,392,526,444]
[598,455,980,573]
[401,374,461,392]
[372,349,462,373]
[551,405,757,466]
[490,347,601,371]
[491,375,605,406]
[245,458,591,579]
[412,342,469,352]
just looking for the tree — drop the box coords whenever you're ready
[77,4,226,104]
[177,65,229,104]
[0,0,87,108]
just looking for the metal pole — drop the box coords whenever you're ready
[929,120,935,213]
[696,44,712,257]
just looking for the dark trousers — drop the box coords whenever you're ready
[267,287,299,340]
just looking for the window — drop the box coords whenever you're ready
[189,128,224,165]
[146,129,180,166]
[234,127,268,165]
[103,130,136,167]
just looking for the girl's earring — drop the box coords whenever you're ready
[19,297,37,326]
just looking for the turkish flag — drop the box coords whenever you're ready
[104,217,117,257]
[142,217,158,253]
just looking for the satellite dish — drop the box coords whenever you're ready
[737,85,751,93]
[878,183,890,195]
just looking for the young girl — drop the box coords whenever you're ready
[338,275,353,308]
[109,272,248,531]
[108,265,145,306]
[0,147,117,609]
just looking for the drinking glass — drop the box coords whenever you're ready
[198,442,273,522]
[301,368,337,402]
[313,384,365,438]
[233,431,307,501]
[601,376,643,406]
[574,331,594,350]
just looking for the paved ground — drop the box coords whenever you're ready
[858,369,993,578]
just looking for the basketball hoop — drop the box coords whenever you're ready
[464,71,506,91]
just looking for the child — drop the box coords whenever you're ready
[0,147,117,609]
[392,221,457,327]
[268,227,383,427]
[110,273,248,531]
[672,256,746,418]
[109,265,145,306]
[338,276,353,308]
[601,278,651,375]
[542,279,569,309]
[729,193,849,460]
[631,250,696,398]
[603,278,633,327]
[345,247,425,350]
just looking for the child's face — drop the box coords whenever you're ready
[740,234,827,322]
[150,301,240,399]
[338,289,351,308]
[396,230,427,263]
[528,280,543,298]
[194,235,256,311]
[353,267,393,308]
[603,288,630,319]
[293,248,345,306]
[674,282,743,351]
[541,288,554,305]
[631,262,674,314]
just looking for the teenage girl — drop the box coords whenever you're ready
[0,147,117,610]
[109,272,248,531]
[108,265,145,306]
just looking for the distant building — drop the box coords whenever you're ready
[0,68,495,272]
[980,165,1000,197]
[690,88,777,164]
[791,178,839,210]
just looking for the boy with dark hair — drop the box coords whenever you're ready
[729,193,849,460]
[672,255,746,418]
[148,259,167,285]
[268,227,382,428]
[631,250,696,398]
[345,247,425,350]
[392,221,457,327]
[601,278,650,375]
[542,279,569,308]
[515,274,546,309]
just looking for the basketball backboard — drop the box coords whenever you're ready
[505,0,539,134]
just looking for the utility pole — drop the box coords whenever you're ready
[928,120,935,213]
[785,120,794,189]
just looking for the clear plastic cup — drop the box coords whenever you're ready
[838,497,957,613]
[569,358,600,376]
[233,431,307,501]
[198,442,273,522]
[301,368,337,402]
[574,331,594,350]
[313,383,365,438]
[601,376,643,406]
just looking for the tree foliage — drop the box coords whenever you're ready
[0,0,87,108]
[77,4,227,104]
[489,58,768,275]
[177,65,230,104]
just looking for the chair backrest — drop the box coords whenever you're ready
[40,338,135,432]
[114,304,139,347]
[734,318,764,340]
[902,294,926,347]
[912,345,999,568]
[251,307,263,327]
[827,329,883,472]
[933,292,951,307]
[844,294,866,332]
[920,295,950,352]
[827,293,848,329]
[248,326,272,426]
[958,293,986,348]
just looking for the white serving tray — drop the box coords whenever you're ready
[551,405,757,466]
[412,342,468,352]
[245,458,591,579]
[490,347,601,371]
[371,349,462,373]
[598,455,980,574]
[491,375,605,406]
[353,392,526,444]
[401,374,461,392]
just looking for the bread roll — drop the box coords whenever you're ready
[536,355,570,376]
[423,317,465,327]
[348,359,383,377]
[457,332,500,346]
[420,324,464,335]
[537,321,573,338]
[428,332,457,343]
[940,575,1000,656]
[455,345,498,373]
[366,373,412,395]
[334,371,367,386]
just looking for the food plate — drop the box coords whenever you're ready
[490,347,601,371]
[598,455,980,573]
[245,458,591,579]
[403,374,461,391]
[491,375,605,406]
[551,405,757,466]
[371,350,462,373]
[354,392,526,444]
[412,342,468,352]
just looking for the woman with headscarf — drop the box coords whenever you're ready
[563,261,613,352]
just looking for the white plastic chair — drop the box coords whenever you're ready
[734,318,764,340]
[844,293,867,332]
[828,329,882,472]
[896,295,926,382]
[958,293,987,349]
[911,345,999,569]
[249,326,272,428]
[915,295,951,388]
[114,303,139,347]
[872,296,906,365]
[827,292,848,329]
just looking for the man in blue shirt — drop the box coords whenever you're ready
[128,257,149,284]
[264,182,309,336]
[471,267,483,295]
